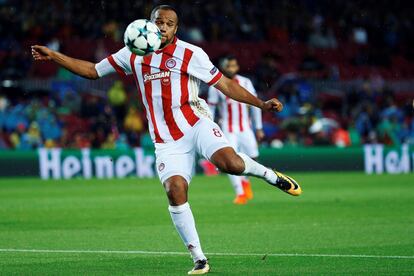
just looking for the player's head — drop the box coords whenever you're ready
[150,5,179,47]
[218,55,239,78]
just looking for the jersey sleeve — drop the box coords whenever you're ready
[95,47,132,78]
[187,48,223,86]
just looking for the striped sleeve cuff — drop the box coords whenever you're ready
[207,72,223,86]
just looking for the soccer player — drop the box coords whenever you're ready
[208,55,263,204]
[31,5,302,275]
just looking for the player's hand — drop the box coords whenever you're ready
[255,129,265,142]
[31,45,53,61]
[262,98,283,112]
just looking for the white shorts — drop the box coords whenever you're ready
[224,129,259,159]
[155,118,230,184]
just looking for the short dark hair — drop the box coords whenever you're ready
[218,54,237,70]
[150,5,179,23]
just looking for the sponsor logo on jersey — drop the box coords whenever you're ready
[209,66,218,75]
[165,58,177,69]
[143,71,171,83]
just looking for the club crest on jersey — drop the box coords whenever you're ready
[165,58,177,69]
[143,71,171,83]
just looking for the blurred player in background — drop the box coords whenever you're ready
[31,5,301,275]
[208,55,264,204]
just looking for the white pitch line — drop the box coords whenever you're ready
[0,249,413,260]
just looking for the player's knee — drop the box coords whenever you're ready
[163,176,188,205]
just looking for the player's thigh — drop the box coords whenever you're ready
[155,142,195,185]
[194,118,232,160]
[239,130,259,158]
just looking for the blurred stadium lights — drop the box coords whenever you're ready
[2,80,17,88]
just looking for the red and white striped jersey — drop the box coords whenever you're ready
[208,75,262,133]
[95,37,222,144]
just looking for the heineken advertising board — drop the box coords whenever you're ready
[0,145,412,178]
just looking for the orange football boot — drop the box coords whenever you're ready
[233,194,248,204]
[242,179,254,200]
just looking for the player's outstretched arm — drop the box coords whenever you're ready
[31,45,99,80]
[214,76,283,112]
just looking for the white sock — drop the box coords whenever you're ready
[228,174,244,196]
[168,202,206,262]
[238,152,278,184]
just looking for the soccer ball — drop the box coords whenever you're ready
[124,19,162,56]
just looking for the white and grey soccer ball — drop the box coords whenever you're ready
[124,19,162,56]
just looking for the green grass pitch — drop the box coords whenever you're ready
[0,172,413,275]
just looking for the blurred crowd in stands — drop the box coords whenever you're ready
[0,80,151,150]
[1,75,413,150]
[0,0,413,149]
